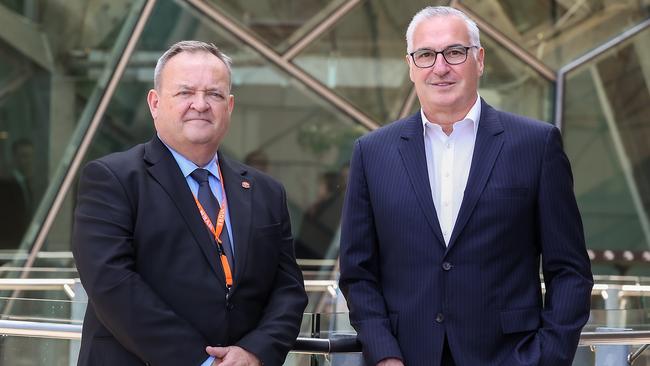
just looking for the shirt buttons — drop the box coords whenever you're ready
[435,313,444,323]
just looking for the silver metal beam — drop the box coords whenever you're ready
[554,67,565,128]
[398,87,418,119]
[453,2,556,82]
[560,18,650,75]
[0,2,53,71]
[555,18,650,130]
[282,0,363,61]
[186,0,379,131]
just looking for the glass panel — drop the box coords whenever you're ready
[0,1,142,263]
[562,28,650,275]
[0,337,74,366]
[294,0,447,124]
[41,0,365,287]
[479,33,553,121]
[0,297,83,366]
[207,0,347,53]
[461,0,650,69]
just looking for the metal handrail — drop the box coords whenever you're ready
[8,277,650,298]
[0,278,79,299]
[0,278,336,296]
[0,278,77,290]
[2,319,650,351]
[0,320,81,340]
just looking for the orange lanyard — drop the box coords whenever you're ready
[193,165,233,288]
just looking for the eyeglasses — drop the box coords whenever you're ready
[409,46,478,68]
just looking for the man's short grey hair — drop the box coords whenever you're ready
[153,40,233,91]
[406,6,481,53]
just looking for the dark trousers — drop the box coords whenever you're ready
[441,336,456,366]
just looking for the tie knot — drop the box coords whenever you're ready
[190,168,210,184]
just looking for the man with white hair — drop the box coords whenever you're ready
[339,6,592,366]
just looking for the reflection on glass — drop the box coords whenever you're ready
[461,0,650,68]
[480,34,552,121]
[0,1,139,259]
[563,28,650,276]
[294,0,447,123]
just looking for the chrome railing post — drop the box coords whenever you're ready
[628,344,649,365]
[69,279,86,366]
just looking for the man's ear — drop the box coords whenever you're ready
[147,89,159,119]
[227,94,235,115]
[406,54,416,83]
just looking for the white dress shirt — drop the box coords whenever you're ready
[422,95,481,245]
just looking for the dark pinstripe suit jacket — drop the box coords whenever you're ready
[339,100,593,366]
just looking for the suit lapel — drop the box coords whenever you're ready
[144,137,224,283]
[397,113,446,247]
[447,100,505,251]
[218,153,252,289]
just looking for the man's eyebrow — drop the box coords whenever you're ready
[415,43,465,52]
[174,85,224,92]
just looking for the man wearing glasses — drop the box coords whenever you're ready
[339,6,592,366]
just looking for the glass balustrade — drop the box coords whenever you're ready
[1,274,650,365]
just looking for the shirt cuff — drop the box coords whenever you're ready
[201,356,215,366]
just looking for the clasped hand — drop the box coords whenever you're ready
[207,345,261,366]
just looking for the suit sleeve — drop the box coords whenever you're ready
[72,160,208,365]
[536,127,593,366]
[235,183,308,366]
[339,140,403,365]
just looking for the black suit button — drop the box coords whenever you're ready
[226,302,234,311]
[435,313,444,323]
[442,262,452,271]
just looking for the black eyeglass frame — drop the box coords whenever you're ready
[408,45,479,68]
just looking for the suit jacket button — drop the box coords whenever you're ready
[442,262,452,271]
[226,302,234,311]
[435,313,444,323]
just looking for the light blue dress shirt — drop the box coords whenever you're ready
[163,143,235,250]
[161,141,234,366]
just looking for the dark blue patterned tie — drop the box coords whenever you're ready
[190,168,234,272]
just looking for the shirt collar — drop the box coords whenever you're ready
[421,93,482,137]
[159,135,220,180]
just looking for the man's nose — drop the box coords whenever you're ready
[190,92,210,111]
[432,53,451,74]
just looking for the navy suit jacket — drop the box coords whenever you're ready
[72,136,307,366]
[339,100,593,366]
